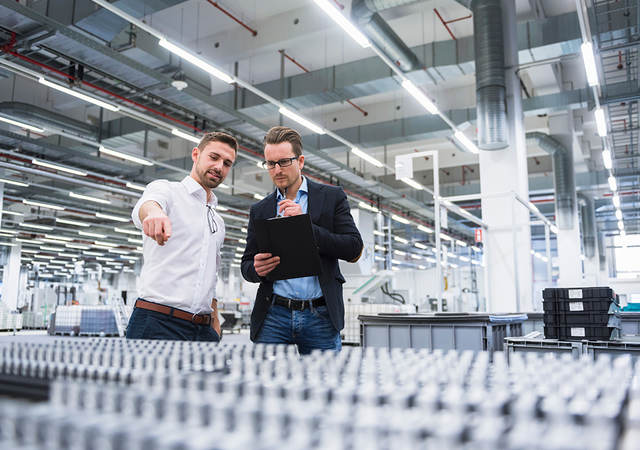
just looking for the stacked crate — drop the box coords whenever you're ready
[543,287,621,340]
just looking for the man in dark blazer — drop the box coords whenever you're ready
[241,126,363,354]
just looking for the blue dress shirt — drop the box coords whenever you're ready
[272,176,323,300]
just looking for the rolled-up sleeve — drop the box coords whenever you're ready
[131,180,171,229]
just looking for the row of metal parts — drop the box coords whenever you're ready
[0,340,639,448]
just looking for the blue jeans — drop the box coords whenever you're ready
[255,302,341,355]
[126,307,219,342]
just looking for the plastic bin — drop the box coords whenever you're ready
[620,312,640,336]
[584,339,640,361]
[504,336,584,362]
[543,287,616,300]
[521,312,544,335]
[358,312,527,356]
[544,324,620,341]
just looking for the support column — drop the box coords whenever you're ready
[339,208,374,275]
[2,243,22,311]
[548,114,582,285]
[478,0,533,312]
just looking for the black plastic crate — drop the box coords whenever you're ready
[542,297,619,313]
[544,325,620,341]
[542,287,615,300]
[543,311,620,327]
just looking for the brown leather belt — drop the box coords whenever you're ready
[134,299,211,325]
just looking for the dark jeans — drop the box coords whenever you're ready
[125,307,219,342]
[255,302,341,355]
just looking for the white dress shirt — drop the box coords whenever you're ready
[132,175,225,314]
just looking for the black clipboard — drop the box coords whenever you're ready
[254,213,322,281]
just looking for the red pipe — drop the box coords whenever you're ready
[206,1,258,36]
[434,8,458,41]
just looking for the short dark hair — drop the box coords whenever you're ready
[263,126,303,157]
[198,131,238,153]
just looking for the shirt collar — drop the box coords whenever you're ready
[182,175,218,207]
[276,176,307,201]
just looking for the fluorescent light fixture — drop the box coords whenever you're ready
[241,227,248,233]
[527,201,539,214]
[32,159,87,177]
[414,242,428,250]
[357,202,379,213]
[99,146,153,166]
[616,209,623,220]
[391,259,403,265]
[373,230,385,237]
[96,256,115,262]
[312,0,370,47]
[253,193,265,200]
[126,182,146,191]
[613,194,621,208]
[256,161,264,169]
[351,147,383,168]
[114,227,140,236]
[550,225,559,234]
[454,131,479,154]
[450,263,459,268]
[78,230,107,238]
[127,238,143,244]
[608,175,617,192]
[83,251,104,256]
[65,243,90,250]
[391,214,410,225]
[400,177,424,190]
[581,42,599,87]
[279,107,325,135]
[417,225,434,234]
[94,240,118,247]
[120,256,139,261]
[95,212,130,222]
[33,255,55,259]
[41,246,65,252]
[594,107,607,137]
[459,256,470,262]
[471,259,481,265]
[394,236,409,244]
[171,128,201,144]
[455,239,467,247]
[411,254,421,260]
[0,177,29,187]
[23,199,65,211]
[418,265,427,270]
[159,38,234,84]
[38,77,120,111]
[426,257,437,263]
[620,230,626,237]
[0,229,17,235]
[19,222,54,231]
[401,79,438,114]
[0,210,23,216]
[18,240,43,245]
[394,250,406,256]
[216,205,229,212]
[69,191,111,205]
[0,115,45,133]
[602,148,612,169]
[107,249,130,255]
[440,234,452,241]
[45,234,72,242]
[239,238,247,244]
[618,220,624,230]
[374,244,387,252]
[42,238,69,245]
[471,246,481,252]
[56,218,90,229]
[93,244,114,250]
[374,256,385,262]
[0,242,15,247]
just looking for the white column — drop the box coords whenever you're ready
[339,208,374,276]
[549,114,582,285]
[478,0,533,312]
[2,242,22,310]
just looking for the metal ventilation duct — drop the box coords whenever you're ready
[351,0,422,72]
[578,194,596,258]
[526,132,575,229]
[456,0,508,150]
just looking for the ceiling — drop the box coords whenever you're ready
[0,0,637,279]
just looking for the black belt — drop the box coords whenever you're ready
[273,294,325,311]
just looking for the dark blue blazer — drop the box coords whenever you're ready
[241,178,363,341]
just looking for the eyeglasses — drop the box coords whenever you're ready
[261,156,298,170]
[206,205,218,234]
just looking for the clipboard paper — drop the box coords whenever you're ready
[254,214,322,281]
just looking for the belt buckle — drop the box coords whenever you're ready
[191,313,200,324]
[287,298,292,310]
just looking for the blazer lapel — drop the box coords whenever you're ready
[307,179,324,224]
[258,192,278,219]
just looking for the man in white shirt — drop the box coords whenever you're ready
[126,131,237,341]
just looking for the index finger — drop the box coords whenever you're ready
[255,253,272,260]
